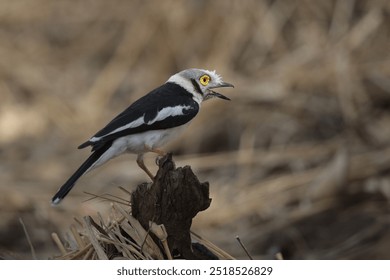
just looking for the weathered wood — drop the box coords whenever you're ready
[131,153,213,259]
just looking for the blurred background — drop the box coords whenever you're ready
[1,0,390,259]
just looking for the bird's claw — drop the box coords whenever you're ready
[155,153,172,167]
[155,155,164,166]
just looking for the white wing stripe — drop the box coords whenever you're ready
[146,105,192,125]
[89,116,144,142]
[89,105,192,142]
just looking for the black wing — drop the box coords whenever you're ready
[78,82,199,151]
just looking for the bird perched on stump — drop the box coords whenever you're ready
[51,69,234,205]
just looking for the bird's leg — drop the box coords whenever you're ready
[136,153,154,180]
[149,147,166,156]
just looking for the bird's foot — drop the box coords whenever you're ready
[155,155,163,166]
[155,153,172,167]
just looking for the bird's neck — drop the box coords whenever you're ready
[166,75,203,105]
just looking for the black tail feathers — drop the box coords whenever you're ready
[51,142,111,205]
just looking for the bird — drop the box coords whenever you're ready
[51,68,234,205]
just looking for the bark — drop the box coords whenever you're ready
[131,153,214,259]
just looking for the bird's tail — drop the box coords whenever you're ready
[51,143,111,205]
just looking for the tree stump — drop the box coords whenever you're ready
[131,153,214,259]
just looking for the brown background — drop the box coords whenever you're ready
[1,0,390,259]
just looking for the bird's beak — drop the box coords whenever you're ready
[206,82,234,101]
[216,82,235,89]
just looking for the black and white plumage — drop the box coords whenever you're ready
[52,68,233,205]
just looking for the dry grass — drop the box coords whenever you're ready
[51,203,234,260]
[1,0,390,259]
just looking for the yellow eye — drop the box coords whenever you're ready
[199,74,210,86]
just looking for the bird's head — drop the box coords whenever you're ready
[167,68,234,104]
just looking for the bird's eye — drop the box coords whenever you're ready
[199,75,210,86]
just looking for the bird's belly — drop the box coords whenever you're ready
[114,125,188,154]
[87,126,188,171]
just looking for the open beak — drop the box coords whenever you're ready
[206,82,234,101]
